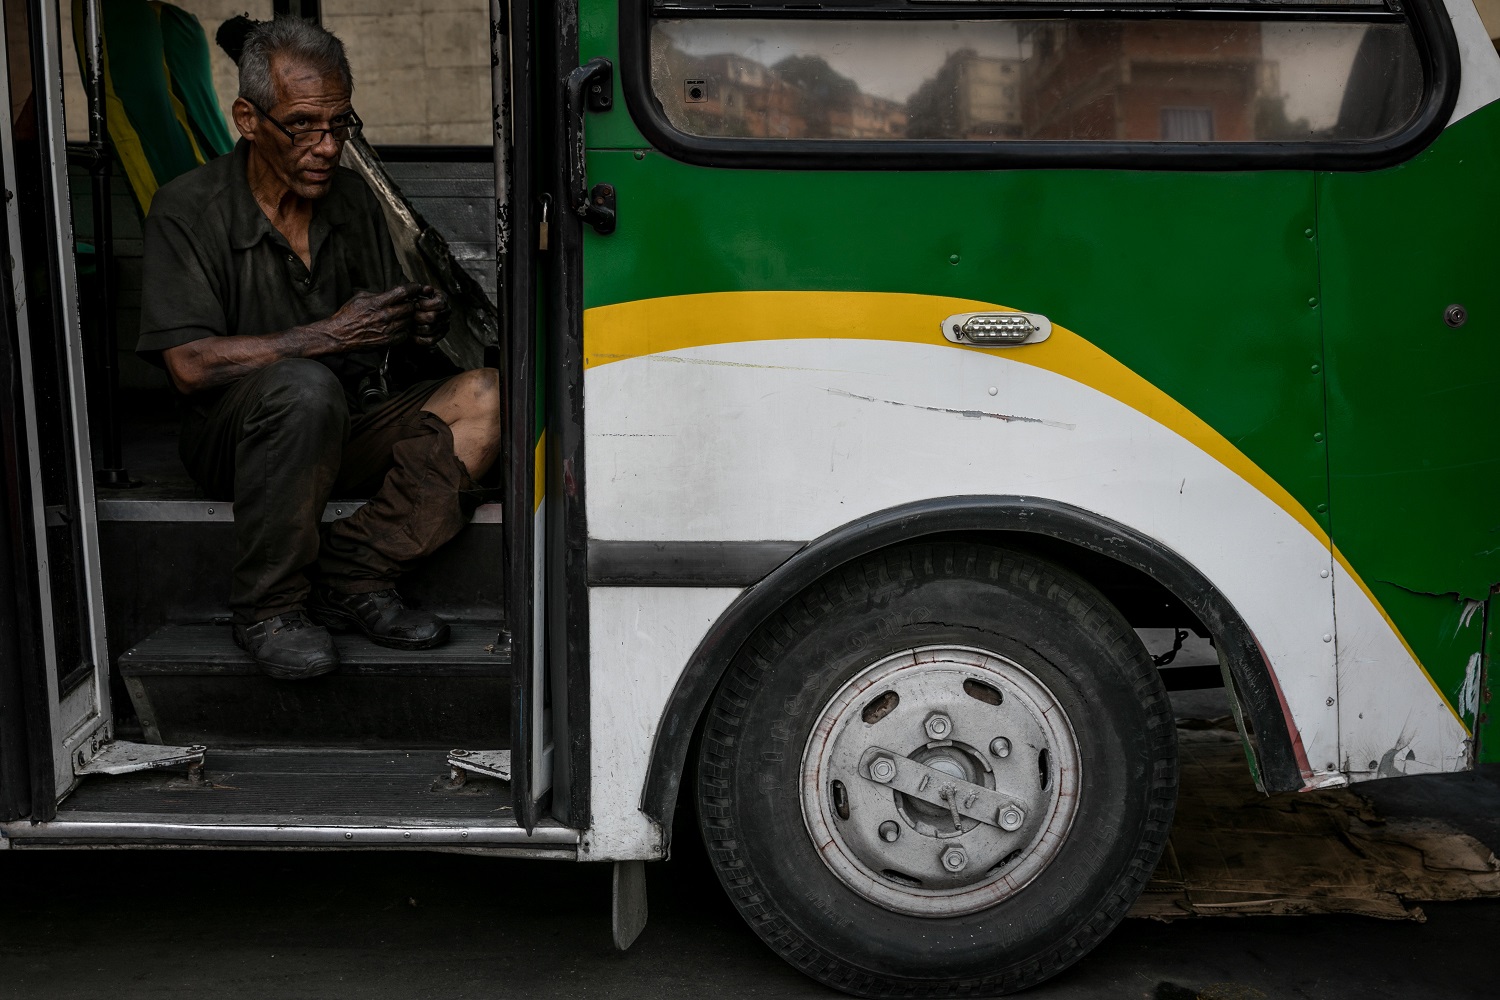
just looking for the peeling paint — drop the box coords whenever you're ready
[1460,598,1483,630]
[1459,652,1482,719]
[1376,578,1492,605]
[1300,770,1351,791]
[1376,744,1419,778]
[825,387,1076,430]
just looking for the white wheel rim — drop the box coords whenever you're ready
[799,645,1082,917]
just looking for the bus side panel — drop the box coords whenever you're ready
[583,586,738,860]
[1319,98,1500,774]
[578,141,1355,779]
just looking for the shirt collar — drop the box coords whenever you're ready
[227,139,354,254]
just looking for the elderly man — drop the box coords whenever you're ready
[136,17,500,680]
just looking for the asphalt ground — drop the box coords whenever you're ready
[3,762,1498,1000]
[4,644,1498,1000]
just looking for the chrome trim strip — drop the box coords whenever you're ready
[1,817,578,848]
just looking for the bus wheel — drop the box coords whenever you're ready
[696,542,1177,997]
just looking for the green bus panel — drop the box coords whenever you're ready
[580,142,1330,539]
[1318,103,1500,739]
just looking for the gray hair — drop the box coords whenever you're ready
[238,16,352,110]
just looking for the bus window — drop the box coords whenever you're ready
[649,18,1423,144]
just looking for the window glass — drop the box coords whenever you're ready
[651,19,1423,143]
[321,0,492,146]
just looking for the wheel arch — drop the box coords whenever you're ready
[639,495,1306,834]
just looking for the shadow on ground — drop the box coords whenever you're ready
[3,776,1499,1000]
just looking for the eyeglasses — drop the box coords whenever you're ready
[250,101,363,147]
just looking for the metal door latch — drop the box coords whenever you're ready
[566,58,617,236]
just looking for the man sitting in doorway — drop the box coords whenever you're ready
[136,16,500,680]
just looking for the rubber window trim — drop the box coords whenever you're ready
[617,0,1461,171]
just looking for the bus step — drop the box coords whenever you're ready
[118,622,511,748]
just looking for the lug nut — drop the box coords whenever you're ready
[941,846,967,872]
[998,806,1024,831]
[990,737,1011,758]
[879,821,900,843]
[924,712,953,741]
[869,755,897,783]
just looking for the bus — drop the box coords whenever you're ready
[1,0,1497,993]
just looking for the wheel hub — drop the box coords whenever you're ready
[800,645,1081,917]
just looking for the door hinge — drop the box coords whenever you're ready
[75,739,206,779]
[448,748,511,783]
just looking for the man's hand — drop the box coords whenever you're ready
[324,284,422,352]
[157,284,438,395]
[413,286,451,347]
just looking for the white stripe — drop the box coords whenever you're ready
[586,339,1468,790]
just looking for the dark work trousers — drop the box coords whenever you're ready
[179,359,482,625]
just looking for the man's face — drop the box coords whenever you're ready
[238,55,353,200]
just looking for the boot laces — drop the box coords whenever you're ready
[271,613,309,635]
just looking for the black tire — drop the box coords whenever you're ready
[695,542,1177,997]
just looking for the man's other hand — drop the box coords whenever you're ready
[413,286,451,347]
[327,284,422,351]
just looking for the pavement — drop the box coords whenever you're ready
[4,762,1498,1000]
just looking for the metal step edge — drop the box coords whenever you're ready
[120,623,512,676]
[120,662,511,677]
[97,499,504,524]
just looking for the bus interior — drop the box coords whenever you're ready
[6,0,1237,833]
[10,0,540,834]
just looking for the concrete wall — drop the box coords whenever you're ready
[1477,0,1500,44]
[60,0,492,147]
[322,0,491,146]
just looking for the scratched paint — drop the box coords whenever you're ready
[1460,653,1483,720]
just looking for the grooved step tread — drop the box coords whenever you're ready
[60,748,513,819]
[120,623,511,677]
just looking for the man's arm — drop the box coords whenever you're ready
[162,285,421,393]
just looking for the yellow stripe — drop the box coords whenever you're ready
[584,290,1467,732]
[100,45,161,213]
[160,58,208,166]
[533,430,546,513]
[71,1,157,212]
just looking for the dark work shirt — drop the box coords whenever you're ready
[136,139,402,412]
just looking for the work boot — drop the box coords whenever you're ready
[308,587,450,650]
[232,611,340,680]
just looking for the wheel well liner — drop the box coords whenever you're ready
[639,496,1305,832]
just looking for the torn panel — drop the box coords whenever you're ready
[1334,572,1475,781]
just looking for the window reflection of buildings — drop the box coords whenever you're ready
[908,50,1024,140]
[660,45,905,139]
[1019,23,1295,141]
[657,24,1307,143]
